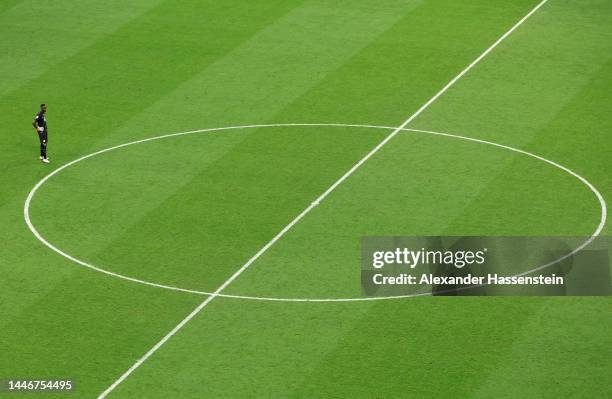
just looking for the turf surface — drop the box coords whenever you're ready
[1,0,611,397]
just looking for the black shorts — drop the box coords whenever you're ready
[38,131,48,143]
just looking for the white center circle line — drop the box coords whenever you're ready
[23,123,607,302]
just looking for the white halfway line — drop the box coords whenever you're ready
[98,1,549,397]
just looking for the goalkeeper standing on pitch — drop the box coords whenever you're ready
[32,103,50,163]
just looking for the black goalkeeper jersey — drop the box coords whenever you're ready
[34,111,47,132]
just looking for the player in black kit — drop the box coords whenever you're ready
[32,103,50,163]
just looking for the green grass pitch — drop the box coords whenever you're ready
[1,0,611,397]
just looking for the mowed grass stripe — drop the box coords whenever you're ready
[410,0,612,147]
[0,0,23,15]
[469,297,611,398]
[408,0,612,236]
[98,0,422,145]
[0,0,303,167]
[108,298,554,398]
[0,0,167,96]
[273,0,539,126]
